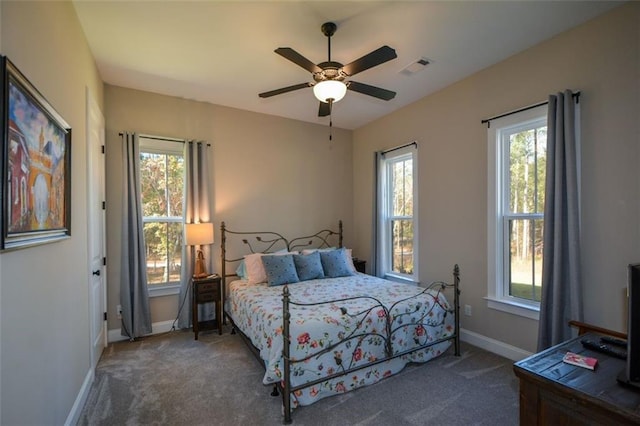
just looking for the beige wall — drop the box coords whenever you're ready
[0,1,636,422]
[105,86,354,329]
[0,1,104,424]
[353,3,640,353]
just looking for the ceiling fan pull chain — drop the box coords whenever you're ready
[329,99,333,141]
[329,119,333,141]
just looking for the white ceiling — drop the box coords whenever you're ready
[73,1,622,130]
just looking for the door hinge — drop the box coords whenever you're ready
[103,312,107,321]
[103,257,107,266]
[101,145,105,154]
[102,201,106,210]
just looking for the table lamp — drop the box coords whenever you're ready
[184,222,214,278]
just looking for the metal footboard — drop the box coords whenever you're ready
[281,264,461,423]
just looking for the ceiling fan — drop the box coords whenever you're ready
[259,22,398,118]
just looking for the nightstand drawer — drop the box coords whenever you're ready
[198,282,218,293]
[196,289,219,303]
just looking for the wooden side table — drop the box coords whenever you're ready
[513,332,640,425]
[192,274,222,339]
[353,258,366,274]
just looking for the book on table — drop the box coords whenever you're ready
[563,351,598,370]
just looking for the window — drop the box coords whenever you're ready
[378,144,418,282]
[139,136,185,295]
[488,105,546,319]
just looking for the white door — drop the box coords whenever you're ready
[87,88,106,371]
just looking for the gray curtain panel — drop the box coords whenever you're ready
[537,90,583,351]
[178,141,214,329]
[372,151,383,277]
[120,132,152,339]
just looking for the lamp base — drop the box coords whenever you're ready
[193,250,209,279]
[193,272,209,279]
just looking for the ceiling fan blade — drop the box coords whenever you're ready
[275,48,322,74]
[347,81,396,101]
[259,82,312,98]
[318,101,331,117]
[342,46,397,76]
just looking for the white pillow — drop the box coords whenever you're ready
[244,251,298,284]
[302,247,356,273]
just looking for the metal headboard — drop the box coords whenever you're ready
[219,220,343,296]
[288,221,342,252]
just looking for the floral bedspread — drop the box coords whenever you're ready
[225,274,455,407]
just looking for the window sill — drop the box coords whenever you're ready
[148,284,181,298]
[484,296,540,320]
[384,273,418,285]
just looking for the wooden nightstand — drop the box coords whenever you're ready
[353,258,366,274]
[192,274,222,339]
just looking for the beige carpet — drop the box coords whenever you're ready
[78,326,519,425]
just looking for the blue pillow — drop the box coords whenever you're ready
[235,260,247,279]
[320,248,355,278]
[293,251,325,281]
[261,254,300,286]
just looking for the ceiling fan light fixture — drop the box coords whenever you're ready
[313,80,347,103]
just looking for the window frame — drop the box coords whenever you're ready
[378,144,418,284]
[487,105,547,320]
[139,135,185,298]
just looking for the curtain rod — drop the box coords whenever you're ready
[119,132,210,146]
[481,91,580,128]
[381,141,417,156]
[118,132,184,142]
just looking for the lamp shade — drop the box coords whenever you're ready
[313,80,347,103]
[184,222,214,246]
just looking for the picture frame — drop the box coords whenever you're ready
[0,56,71,251]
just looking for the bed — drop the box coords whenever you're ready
[220,221,460,423]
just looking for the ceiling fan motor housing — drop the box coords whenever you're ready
[314,62,346,82]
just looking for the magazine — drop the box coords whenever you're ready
[563,351,598,370]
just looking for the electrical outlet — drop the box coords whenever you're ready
[464,304,472,316]
[116,304,122,319]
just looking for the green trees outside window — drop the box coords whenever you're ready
[390,157,414,275]
[140,148,184,286]
[506,126,546,302]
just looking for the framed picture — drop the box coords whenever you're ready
[0,56,71,251]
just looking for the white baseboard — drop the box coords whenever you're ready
[108,324,532,361]
[108,320,177,343]
[64,368,94,426]
[107,323,532,360]
[460,328,533,361]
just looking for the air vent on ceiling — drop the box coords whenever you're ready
[400,57,431,75]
